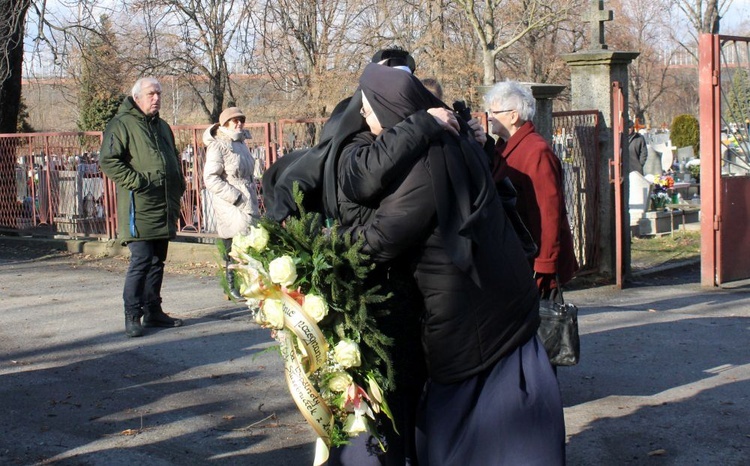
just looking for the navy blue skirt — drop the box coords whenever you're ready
[415,335,565,465]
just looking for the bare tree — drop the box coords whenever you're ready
[124,0,257,123]
[503,11,586,85]
[673,0,730,34]
[252,0,381,117]
[671,0,734,59]
[450,0,576,85]
[607,0,679,126]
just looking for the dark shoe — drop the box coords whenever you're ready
[227,287,245,301]
[225,264,246,302]
[143,310,183,328]
[125,314,144,338]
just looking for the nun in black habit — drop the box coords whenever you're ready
[262,63,463,465]
[262,48,421,223]
[334,63,566,466]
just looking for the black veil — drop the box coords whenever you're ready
[359,63,497,286]
[262,92,366,221]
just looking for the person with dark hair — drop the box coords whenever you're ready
[330,64,565,465]
[263,47,451,223]
[371,47,416,73]
[420,78,443,100]
[99,77,186,338]
[263,55,460,464]
[628,119,648,174]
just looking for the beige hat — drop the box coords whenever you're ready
[219,107,246,126]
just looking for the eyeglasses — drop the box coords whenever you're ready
[490,109,514,116]
[360,107,372,119]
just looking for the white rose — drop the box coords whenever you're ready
[231,233,253,255]
[302,294,328,322]
[247,225,270,251]
[269,256,297,287]
[334,340,361,368]
[328,372,353,393]
[259,299,285,329]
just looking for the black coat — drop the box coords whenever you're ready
[344,131,540,384]
[628,131,648,174]
[334,110,443,228]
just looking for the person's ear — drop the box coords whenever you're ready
[510,111,520,126]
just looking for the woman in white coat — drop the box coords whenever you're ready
[203,107,260,299]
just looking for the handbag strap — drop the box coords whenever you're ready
[533,271,565,304]
[554,280,565,305]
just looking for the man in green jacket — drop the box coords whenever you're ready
[100,77,187,337]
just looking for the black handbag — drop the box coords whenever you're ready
[538,287,580,366]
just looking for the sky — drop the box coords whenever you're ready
[22,0,750,78]
[723,0,750,32]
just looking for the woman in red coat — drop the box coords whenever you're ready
[485,81,578,297]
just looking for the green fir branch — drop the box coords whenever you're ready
[257,188,395,391]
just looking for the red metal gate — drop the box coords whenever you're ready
[551,110,601,273]
[699,33,750,286]
[611,82,626,288]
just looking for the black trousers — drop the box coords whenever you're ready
[123,239,169,314]
[219,237,233,262]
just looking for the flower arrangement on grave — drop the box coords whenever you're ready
[228,187,395,466]
[650,174,675,210]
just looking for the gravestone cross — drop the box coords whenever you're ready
[584,0,614,50]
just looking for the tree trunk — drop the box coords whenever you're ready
[0,0,30,133]
[702,0,720,34]
[0,0,31,228]
[483,48,495,86]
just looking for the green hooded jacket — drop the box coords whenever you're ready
[99,97,186,245]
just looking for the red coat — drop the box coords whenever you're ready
[493,122,578,285]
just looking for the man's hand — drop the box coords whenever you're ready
[467,118,487,146]
[427,108,459,136]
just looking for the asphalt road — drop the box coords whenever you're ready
[1,238,748,465]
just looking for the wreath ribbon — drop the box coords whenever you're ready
[277,293,333,465]
[277,329,333,465]
[280,291,328,373]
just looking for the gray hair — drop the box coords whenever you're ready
[131,77,161,99]
[483,81,536,122]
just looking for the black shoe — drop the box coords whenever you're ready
[143,310,183,328]
[125,314,144,337]
[225,264,246,302]
[227,287,246,302]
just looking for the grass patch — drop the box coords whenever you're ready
[631,230,701,270]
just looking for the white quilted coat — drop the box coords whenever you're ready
[202,124,259,239]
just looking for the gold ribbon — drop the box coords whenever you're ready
[279,292,328,373]
[277,330,333,465]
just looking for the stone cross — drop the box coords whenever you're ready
[584,0,614,50]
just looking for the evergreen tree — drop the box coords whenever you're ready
[724,68,750,129]
[16,95,33,133]
[670,114,700,154]
[77,15,125,132]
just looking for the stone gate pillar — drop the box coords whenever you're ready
[526,83,566,144]
[561,0,639,278]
